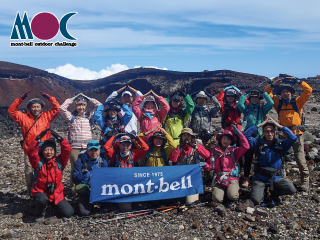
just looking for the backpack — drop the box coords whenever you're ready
[211,147,239,177]
[143,146,167,166]
[33,157,63,186]
[114,149,134,167]
[276,97,306,132]
[221,102,242,129]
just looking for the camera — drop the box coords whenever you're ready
[47,182,56,195]
[199,130,213,142]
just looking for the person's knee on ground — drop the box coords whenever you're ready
[56,199,74,218]
[34,193,48,215]
[77,195,93,216]
[250,180,265,205]
[185,194,199,205]
[227,180,239,201]
[212,186,224,203]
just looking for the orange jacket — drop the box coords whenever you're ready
[264,81,312,136]
[8,97,60,154]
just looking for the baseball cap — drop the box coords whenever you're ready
[87,140,100,150]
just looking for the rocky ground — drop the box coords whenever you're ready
[1,100,320,239]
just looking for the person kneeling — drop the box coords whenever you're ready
[27,129,74,222]
[244,117,297,206]
[203,125,249,205]
[73,140,109,216]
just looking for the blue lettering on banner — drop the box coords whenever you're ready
[90,165,203,203]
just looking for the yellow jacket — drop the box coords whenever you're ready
[138,133,177,166]
[264,81,312,136]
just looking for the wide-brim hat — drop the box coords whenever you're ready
[248,89,263,100]
[193,91,210,102]
[276,84,295,95]
[179,128,196,137]
[27,98,45,110]
[216,130,237,145]
[149,131,167,145]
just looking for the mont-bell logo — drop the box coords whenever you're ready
[10,12,77,47]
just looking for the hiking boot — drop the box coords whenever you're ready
[241,178,249,188]
[272,196,283,206]
[300,182,309,192]
[35,216,45,223]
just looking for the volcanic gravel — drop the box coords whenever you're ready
[1,100,320,239]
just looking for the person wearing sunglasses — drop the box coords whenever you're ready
[73,140,109,216]
[104,85,143,135]
[104,133,149,212]
[161,90,195,146]
[60,93,102,193]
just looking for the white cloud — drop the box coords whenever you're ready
[46,63,129,80]
[45,63,168,80]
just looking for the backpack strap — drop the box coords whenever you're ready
[144,146,167,166]
[33,158,45,186]
[277,98,300,116]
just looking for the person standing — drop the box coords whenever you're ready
[59,93,101,193]
[8,90,60,200]
[264,77,312,191]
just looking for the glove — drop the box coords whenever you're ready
[231,124,242,135]
[50,129,63,143]
[178,90,187,98]
[179,139,187,148]
[82,168,89,174]
[224,86,232,91]
[35,128,50,141]
[233,86,242,94]
[20,90,31,100]
[199,162,206,167]
[40,91,51,99]
[188,141,197,149]
[204,91,213,98]
[80,93,92,102]
[127,132,136,140]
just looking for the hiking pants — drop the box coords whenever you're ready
[34,192,74,218]
[292,135,309,184]
[78,194,94,216]
[251,178,296,205]
[243,148,255,178]
[24,154,34,197]
[69,148,85,192]
[212,180,239,203]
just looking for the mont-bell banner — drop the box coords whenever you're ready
[90,165,203,203]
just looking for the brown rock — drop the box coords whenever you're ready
[13,212,23,219]
[192,221,200,229]
[208,202,217,208]
[14,222,23,227]
[122,235,128,240]
[249,232,258,238]
[244,215,255,222]
[83,232,90,236]
[45,234,54,239]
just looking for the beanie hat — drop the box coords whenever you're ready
[39,138,56,158]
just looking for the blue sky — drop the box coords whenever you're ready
[1,0,320,80]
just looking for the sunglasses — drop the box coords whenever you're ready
[88,142,100,147]
[75,98,86,102]
[153,132,165,137]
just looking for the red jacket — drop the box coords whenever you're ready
[170,143,210,164]
[8,96,60,154]
[27,139,71,205]
[104,135,149,167]
[217,90,242,132]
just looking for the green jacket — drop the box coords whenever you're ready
[237,92,274,138]
[163,94,194,145]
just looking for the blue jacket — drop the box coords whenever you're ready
[73,151,108,187]
[94,103,132,142]
[244,125,297,183]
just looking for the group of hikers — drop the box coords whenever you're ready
[8,76,312,222]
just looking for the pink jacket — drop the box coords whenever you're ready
[204,134,249,182]
[170,143,210,164]
[132,96,170,142]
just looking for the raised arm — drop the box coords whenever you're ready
[157,96,170,122]
[93,104,105,129]
[132,96,144,121]
[59,98,73,122]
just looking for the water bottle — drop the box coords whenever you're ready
[240,121,247,132]
[210,155,215,170]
